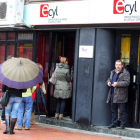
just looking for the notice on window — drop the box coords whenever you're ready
[79,45,93,58]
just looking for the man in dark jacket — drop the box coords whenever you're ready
[107,60,130,129]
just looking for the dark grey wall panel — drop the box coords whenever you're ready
[91,29,116,126]
[75,29,95,125]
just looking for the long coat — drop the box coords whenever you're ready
[106,68,130,103]
[54,63,71,99]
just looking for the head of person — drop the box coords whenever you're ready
[60,57,68,64]
[7,55,14,60]
[115,60,123,72]
[37,63,43,71]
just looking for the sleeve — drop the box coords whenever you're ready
[66,69,71,83]
[107,72,112,85]
[116,72,130,87]
[2,84,7,92]
[41,82,46,94]
[31,86,37,93]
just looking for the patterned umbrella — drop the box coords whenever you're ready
[0,58,43,89]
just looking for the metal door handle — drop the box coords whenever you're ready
[133,75,136,83]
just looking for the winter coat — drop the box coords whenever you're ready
[54,63,71,99]
[106,68,130,103]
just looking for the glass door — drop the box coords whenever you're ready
[116,31,140,128]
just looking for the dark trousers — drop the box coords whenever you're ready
[111,93,126,127]
[1,106,5,120]
[56,99,66,114]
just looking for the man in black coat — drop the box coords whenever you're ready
[107,60,130,129]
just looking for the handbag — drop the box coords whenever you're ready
[0,90,9,106]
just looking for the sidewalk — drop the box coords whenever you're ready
[0,121,122,140]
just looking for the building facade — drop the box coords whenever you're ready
[0,0,140,128]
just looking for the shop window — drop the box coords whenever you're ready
[0,33,6,40]
[7,43,15,57]
[18,33,33,40]
[8,32,15,41]
[17,43,33,60]
[121,34,131,67]
[0,43,5,64]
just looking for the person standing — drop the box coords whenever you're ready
[54,57,71,120]
[15,87,36,130]
[2,85,26,134]
[1,55,14,124]
[107,60,130,129]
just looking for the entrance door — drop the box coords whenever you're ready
[48,32,75,118]
[116,31,140,128]
[37,31,75,118]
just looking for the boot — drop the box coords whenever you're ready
[3,119,9,134]
[30,113,38,125]
[55,113,59,120]
[10,121,16,134]
[59,114,63,120]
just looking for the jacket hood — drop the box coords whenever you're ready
[58,63,69,69]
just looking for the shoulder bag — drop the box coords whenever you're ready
[0,90,9,106]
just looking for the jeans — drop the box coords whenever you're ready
[17,96,32,128]
[1,106,5,120]
[5,97,22,118]
[111,93,126,127]
[32,103,36,113]
[56,99,66,114]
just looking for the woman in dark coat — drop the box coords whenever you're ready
[2,85,26,134]
[54,57,71,120]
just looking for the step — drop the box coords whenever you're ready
[34,115,140,139]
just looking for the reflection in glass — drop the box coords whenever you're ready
[0,33,6,40]
[8,33,15,41]
[0,44,5,64]
[7,44,15,57]
[121,34,131,68]
[18,33,33,40]
[17,43,33,60]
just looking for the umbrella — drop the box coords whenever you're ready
[0,58,43,89]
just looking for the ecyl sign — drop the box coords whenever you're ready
[40,4,58,18]
[113,0,137,15]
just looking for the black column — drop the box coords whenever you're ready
[91,29,116,126]
[75,29,95,125]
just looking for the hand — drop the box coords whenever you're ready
[107,82,111,87]
[112,82,117,87]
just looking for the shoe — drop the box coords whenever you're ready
[3,119,9,134]
[55,113,59,120]
[15,127,22,130]
[1,120,6,124]
[119,126,125,129]
[25,127,30,130]
[10,121,16,134]
[59,114,63,120]
[108,124,116,129]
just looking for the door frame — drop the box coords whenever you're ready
[45,30,77,118]
[116,30,140,128]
